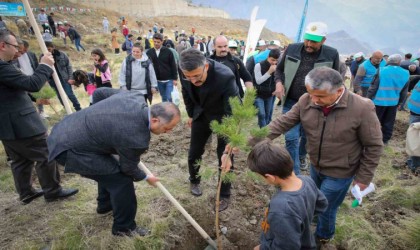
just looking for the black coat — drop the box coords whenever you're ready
[146,46,177,81]
[180,59,239,122]
[0,61,53,140]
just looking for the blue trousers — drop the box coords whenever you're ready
[157,80,174,102]
[74,37,85,52]
[283,99,307,175]
[310,166,353,239]
[254,96,275,127]
[49,80,81,111]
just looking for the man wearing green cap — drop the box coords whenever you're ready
[273,21,339,176]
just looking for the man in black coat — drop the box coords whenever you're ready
[146,32,178,103]
[47,88,181,236]
[179,48,239,211]
[0,30,78,204]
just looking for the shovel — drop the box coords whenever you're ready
[139,161,217,249]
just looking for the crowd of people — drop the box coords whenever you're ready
[1,9,420,250]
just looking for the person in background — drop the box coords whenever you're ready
[91,48,112,88]
[111,28,120,54]
[102,17,109,33]
[44,41,81,111]
[65,23,85,52]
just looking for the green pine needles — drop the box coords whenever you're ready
[210,88,269,249]
[31,85,57,99]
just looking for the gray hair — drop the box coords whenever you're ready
[150,102,180,124]
[387,54,402,65]
[179,48,206,71]
[0,29,13,43]
[305,67,344,93]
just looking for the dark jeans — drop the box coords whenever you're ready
[157,80,173,102]
[50,79,81,111]
[375,105,398,143]
[74,37,85,52]
[361,86,369,97]
[56,151,137,233]
[283,98,306,175]
[310,165,353,239]
[254,96,275,128]
[188,115,233,198]
[3,133,62,199]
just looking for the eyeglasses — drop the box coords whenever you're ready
[182,66,206,81]
[4,41,19,50]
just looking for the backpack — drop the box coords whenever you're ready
[121,41,127,51]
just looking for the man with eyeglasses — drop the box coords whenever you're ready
[353,50,386,97]
[273,22,340,175]
[0,30,78,204]
[179,48,239,211]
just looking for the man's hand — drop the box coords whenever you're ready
[173,80,178,86]
[146,174,159,187]
[254,245,260,250]
[152,87,158,94]
[268,64,276,74]
[353,181,368,191]
[68,79,75,85]
[187,117,192,128]
[40,52,54,67]
[272,81,285,99]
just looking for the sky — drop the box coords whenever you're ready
[192,0,419,54]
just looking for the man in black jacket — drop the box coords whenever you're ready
[209,35,253,98]
[146,33,178,103]
[179,48,239,211]
[0,30,78,204]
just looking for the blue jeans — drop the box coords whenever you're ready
[254,96,275,127]
[49,80,81,111]
[407,114,420,172]
[310,166,353,239]
[283,99,306,175]
[157,80,174,102]
[74,37,85,52]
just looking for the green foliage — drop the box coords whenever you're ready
[210,88,268,151]
[200,167,216,180]
[245,170,264,183]
[379,186,415,208]
[31,85,56,99]
[222,172,236,183]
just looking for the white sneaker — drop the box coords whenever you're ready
[39,112,50,119]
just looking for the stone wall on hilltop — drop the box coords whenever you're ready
[69,0,230,18]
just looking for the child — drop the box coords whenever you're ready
[73,69,96,105]
[91,48,112,88]
[247,140,328,250]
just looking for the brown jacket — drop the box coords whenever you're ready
[266,89,383,185]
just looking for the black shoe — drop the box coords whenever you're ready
[218,197,229,212]
[45,188,79,202]
[97,205,113,214]
[190,183,202,196]
[20,189,44,205]
[112,226,151,237]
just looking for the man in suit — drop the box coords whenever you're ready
[0,30,78,204]
[146,32,178,103]
[179,48,239,211]
[47,88,181,236]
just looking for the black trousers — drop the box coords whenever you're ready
[55,151,137,233]
[375,105,398,143]
[2,133,61,199]
[86,173,137,233]
[188,115,233,198]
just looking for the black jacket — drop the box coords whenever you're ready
[146,46,178,81]
[209,52,252,98]
[0,61,53,140]
[180,59,239,122]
